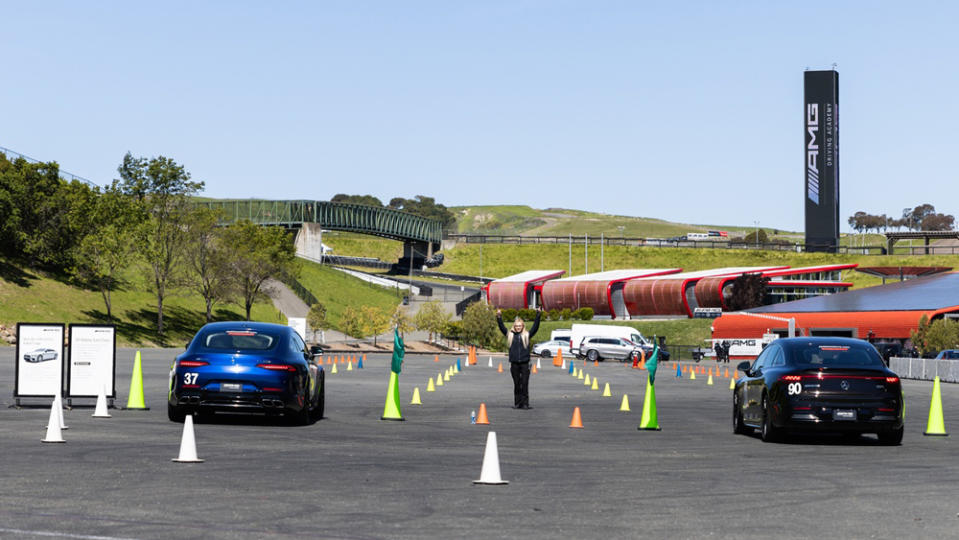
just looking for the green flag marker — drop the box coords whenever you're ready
[391,328,405,374]
[646,343,659,385]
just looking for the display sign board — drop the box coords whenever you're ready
[693,307,722,319]
[288,317,307,341]
[803,70,840,252]
[711,337,764,358]
[66,325,116,399]
[14,323,65,398]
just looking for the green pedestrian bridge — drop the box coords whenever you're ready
[194,199,443,261]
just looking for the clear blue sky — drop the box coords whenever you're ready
[3,1,957,232]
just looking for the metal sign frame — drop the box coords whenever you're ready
[65,324,117,402]
[13,322,66,404]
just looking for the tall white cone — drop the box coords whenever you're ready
[56,394,68,430]
[536,358,541,370]
[172,415,204,463]
[488,356,493,368]
[42,399,65,443]
[561,358,566,370]
[92,384,111,418]
[473,431,508,485]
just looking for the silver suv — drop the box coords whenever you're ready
[578,337,642,362]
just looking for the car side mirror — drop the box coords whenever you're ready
[737,361,752,375]
[309,345,324,358]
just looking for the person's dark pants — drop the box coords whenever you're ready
[510,362,530,408]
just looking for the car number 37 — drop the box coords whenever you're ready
[183,372,198,385]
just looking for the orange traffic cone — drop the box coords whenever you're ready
[497,362,504,373]
[532,363,538,374]
[569,407,584,429]
[724,368,730,378]
[476,402,490,425]
[435,355,439,363]
[593,360,599,367]
[553,348,562,367]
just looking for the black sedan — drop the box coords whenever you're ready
[732,337,903,444]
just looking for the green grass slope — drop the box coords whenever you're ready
[296,260,402,327]
[0,259,284,347]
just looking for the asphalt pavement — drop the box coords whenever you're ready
[0,349,957,539]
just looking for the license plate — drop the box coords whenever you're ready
[220,382,241,392]
[833,409,857,421]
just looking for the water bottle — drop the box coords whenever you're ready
[470,410,476,424]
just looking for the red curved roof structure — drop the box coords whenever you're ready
[484,270,565,309]
[540,269,681,318]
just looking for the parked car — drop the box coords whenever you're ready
[578,337,643,362]
[732,337,903,444]
[168,322,324,425]
[935,349,959,360]
[23,348,58,363]
[532,339,572,359]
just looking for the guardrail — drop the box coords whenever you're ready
[444,234,886,255]
[889,357,959,383]
[279,273,319,307]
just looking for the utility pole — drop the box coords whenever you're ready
[479,243,483,280]
[585,233,589,275]
[601,232,604,272]
[568,233,572,276]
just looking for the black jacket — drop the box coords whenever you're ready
[497,311,541,364]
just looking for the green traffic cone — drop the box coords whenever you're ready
[124,350,149,410]
[381,371,404,421]
[638,375,661,431]
[924,376,948,436]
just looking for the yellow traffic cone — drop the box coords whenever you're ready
[707,374,714,386]
[690,369,697,381]
[638,375,661,431]
[584,373,591,386]
[332,363,338,374]
[347,361,353,371]
[590,377,599,391]
[380,371,404,421]
[602,382,612,397]
[729,376,736,390]
[437,373,444,387]
[443,370,450,382]
[924,376,948,436]
[619,394,630,411]
[427,378,436,392]
[124,350,149,410]
[411,387,422,405]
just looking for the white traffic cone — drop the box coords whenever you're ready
[92,384,111,418]
[172,415,204,463]
[536,358,541,370]
[473,431,508,485]
[488,356,493,368]
[42,399,65,443]
[561,358,566,370]
[46,394,68,430]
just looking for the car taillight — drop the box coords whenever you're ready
[179,360,209,367]
[781,375,802,382]
[257,363,297,372]
[886,377,899,384]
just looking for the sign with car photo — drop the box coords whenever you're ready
[14,323,66,398]
[66,324,116,399]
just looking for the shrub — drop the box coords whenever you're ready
[518,308,536,321]
[501,308,518,322]
[548,309,561,321]
[560,308,572,320]
[577,307,594,320]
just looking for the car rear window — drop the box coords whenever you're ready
[200,330,279,351]
[788,343,884,368]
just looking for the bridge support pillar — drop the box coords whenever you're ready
[294,223,326,261]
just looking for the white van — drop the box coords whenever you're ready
[550,329,572,343]
[570,324,650,357]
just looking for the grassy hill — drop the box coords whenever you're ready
[295,260,403,327]
[0,259,284,347]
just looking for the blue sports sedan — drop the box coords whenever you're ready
[168,322,324,425]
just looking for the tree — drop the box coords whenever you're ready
[414,301,451,342]
[339,306,365,342]
[222,220,298,321]
[742,229,768,245]
[924,319,959,354]
[361,305,391,346]
[921,213,955,231]
[911,315,932,356]
[331,194,384,207]
[391,305,415,338]
[726,273,769,311]
[184,207,233,322]
[117,153,204,337]
[307,303,331,342]
[387,195,457,229]
[461,301,500,349]
[70,184,138,320]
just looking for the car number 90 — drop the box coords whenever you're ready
[787,382,802,395]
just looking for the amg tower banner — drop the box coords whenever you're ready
[803,70,839,251]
